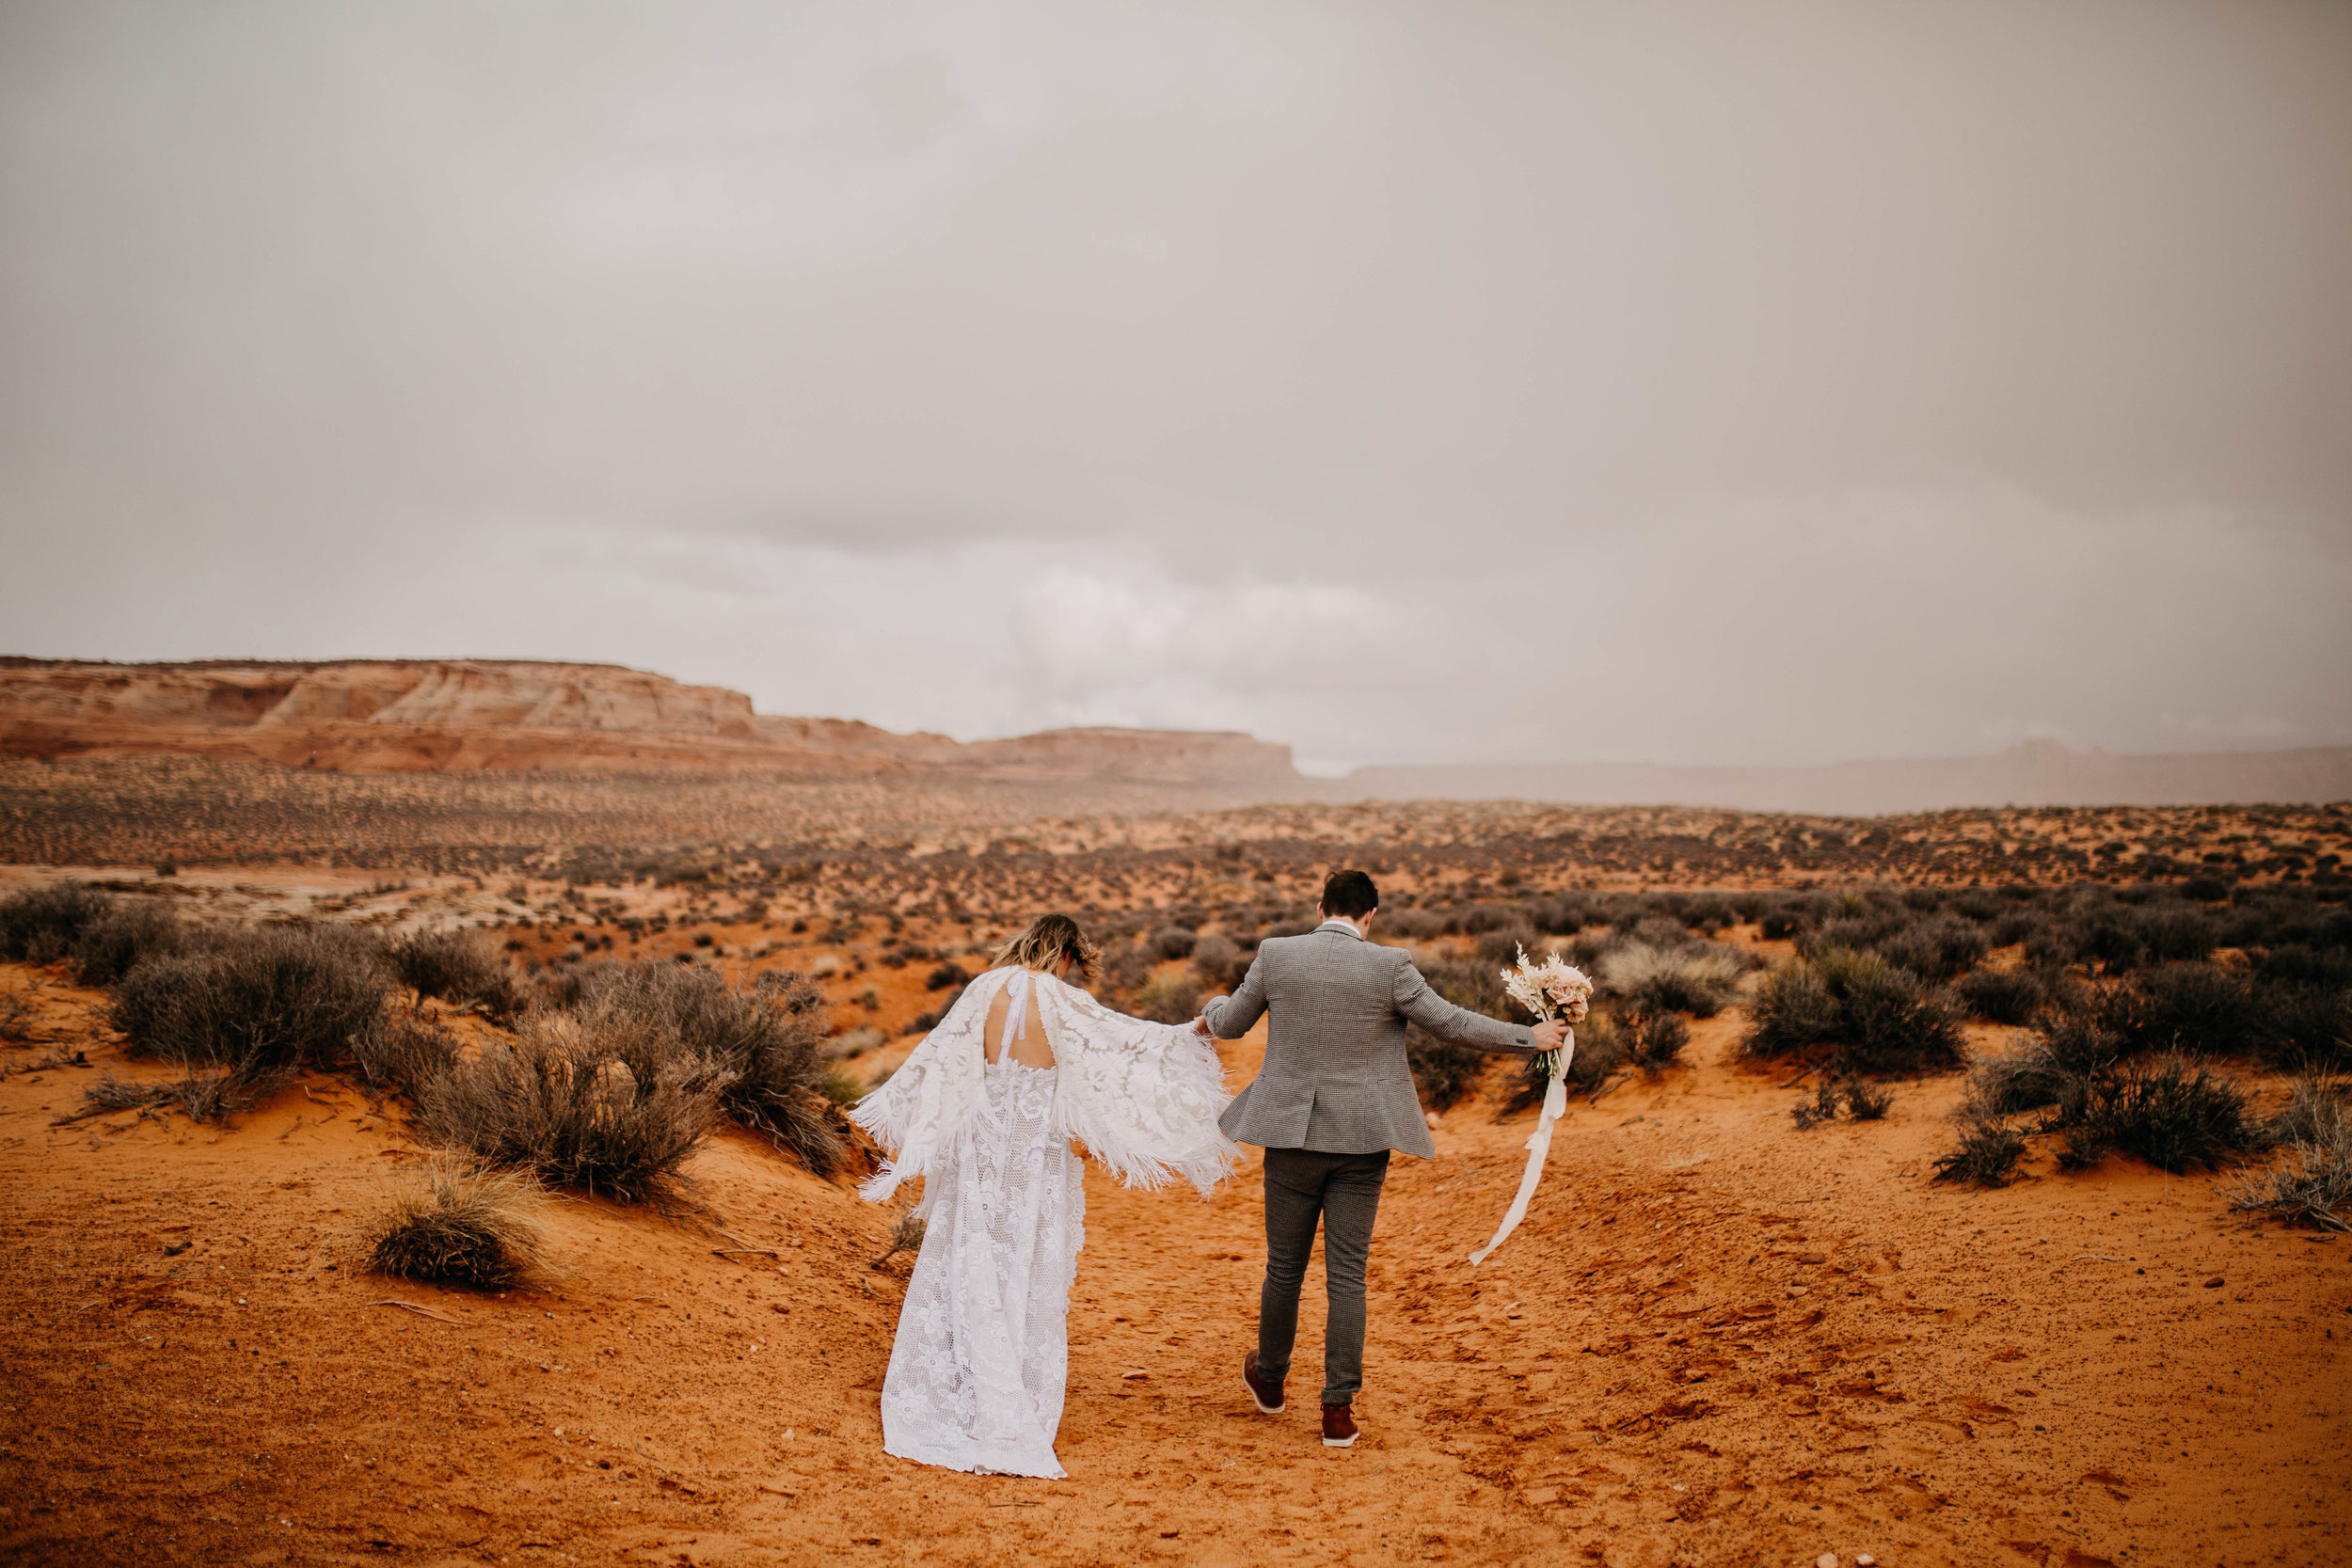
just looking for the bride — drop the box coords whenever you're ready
[852,913,1237,1478]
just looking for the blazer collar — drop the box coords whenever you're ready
[1314,918,1367,942]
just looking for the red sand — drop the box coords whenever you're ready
[2,967,2346,1567]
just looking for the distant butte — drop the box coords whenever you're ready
[3,657,2345,810]
[0,657,1298,784]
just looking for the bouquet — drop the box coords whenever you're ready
[1469,946,1591,1268]
[1501,944,1592,1079]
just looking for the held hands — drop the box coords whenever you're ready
[1530,1019,1569,1055]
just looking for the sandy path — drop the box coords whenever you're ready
[2,972,2346,1567]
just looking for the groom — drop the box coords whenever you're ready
[1199,869,1567,1448]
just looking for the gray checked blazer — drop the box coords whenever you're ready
[1203,920,1539,1160]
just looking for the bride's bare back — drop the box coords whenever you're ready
[983,975,1057,1069]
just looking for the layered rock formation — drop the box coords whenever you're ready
[0,658,1300,784]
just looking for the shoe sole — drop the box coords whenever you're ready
[1322,1433,1358,1448]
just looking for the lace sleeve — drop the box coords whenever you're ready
[1041,980,1238,1196]
[851,969,999,1203]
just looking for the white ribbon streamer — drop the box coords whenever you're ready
[1469,1028,1573,1267]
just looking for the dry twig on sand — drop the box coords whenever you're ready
[369,1298,469,1324]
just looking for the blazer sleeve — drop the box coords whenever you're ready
[1201,949,1270,1039]
[1393,958,1537,1053]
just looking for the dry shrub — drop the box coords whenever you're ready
[1189,932,1245,988]
[69,900,187,987]
[354,1011,462,1096]
[76,1064,247,1123]
[1790,1077,1841,1131]
[1598,942,1745,1018]
[388,929,524,1020]
[571,963,845,1176]
[0,990,30,1042]
[368,1160,551,1291]
[0,883,113,965]
[1150,927,1198,960]
[1873,915,1992,982]
[415,1012,731,1205]
[1624,1007,1692,1074]
[1844,1077,1894,1120]
[1956,967,2047,1025]
[1963,1040,2073,1118]
[1793,1075,1894,1129]
[1932,1119,2027,1187]
[871,1209,927,1270]
[2049,1056,2262,1175]
[1406,1023,1486,1113]
[107,926,391,1117]
[2230,1079,2349,1231]
[1741,947,1964,1076]
[1134,971,1201,1025]
[828,1025,885,1059]
[1504,1012,1628,1113]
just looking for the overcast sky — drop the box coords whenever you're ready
[3,1,2347,773]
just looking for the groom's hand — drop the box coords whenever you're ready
[1530,1020,1568,1054]
[1192,1015,1214,1039]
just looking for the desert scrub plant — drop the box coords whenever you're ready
[870,1209,928,1269]
[2268,1073,2348,1145]
[1741,948,1965,1076]
[1500,1012,1629,1114]
[1844,1077,1894,1119]
[1931,1118,2027,1187]
[2089,962,2261,1058]
[2229,1079,2348,1230]
[353,1011,462,1097]
[414,1012,734,1205]
[1150,926,1198,961]
[1791,1076,1892,1129]
[1133,971,1202,1025]
[0,882,113,965]
[1406,1023,1486,1113]
[2047,1056,2264,1175]
[1597,942,1745,1018]
[1188,932,1245,988]
[1873,915,1991,982]
[1955,967,2048,1026]
[827,1025,885,1059]
[107,925,392,1115]
[1790,1077,1841,1130]
[1624,1006,1692,1075]
[1962,1039,2074,1118]
[388,928,524,1020]
[367,1160,551,1291]
[571,963,846,1177]
[69,899,187,987]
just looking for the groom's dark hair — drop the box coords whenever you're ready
[1319,869,1378,920]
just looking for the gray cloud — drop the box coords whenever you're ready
[3,1,2348,771]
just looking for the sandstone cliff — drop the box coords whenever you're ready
[0,658,1301,784]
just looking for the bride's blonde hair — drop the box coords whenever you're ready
[990,913,1101,985]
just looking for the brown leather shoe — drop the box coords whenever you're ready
[1243,1352,1285,1415]
[1321,1402,1359,1448]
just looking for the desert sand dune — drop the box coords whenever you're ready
[1,954,2344,1566]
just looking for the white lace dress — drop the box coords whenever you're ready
[856,967,1236,1480]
